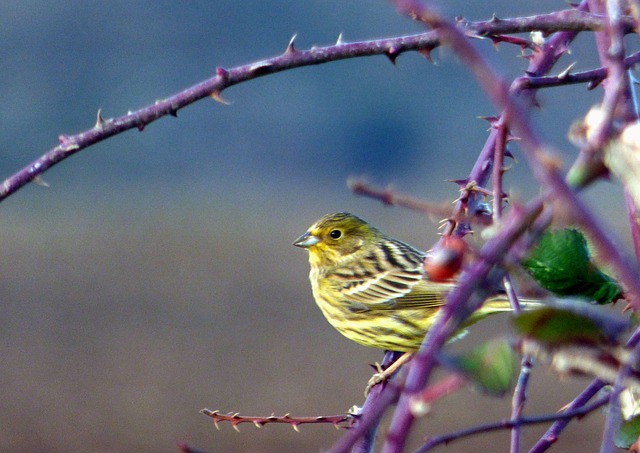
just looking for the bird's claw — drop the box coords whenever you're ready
[364,371,387,396]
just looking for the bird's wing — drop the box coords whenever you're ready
[336,237,455,312]
[342,270,455,312]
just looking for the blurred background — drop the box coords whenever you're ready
[0,1,632,451]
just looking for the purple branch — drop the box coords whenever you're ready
[511,356,533,453]
[351,351,404,453]
[529,379,607,453]
[463,9,633,36]
[517,51,640,91]
[329,384,401,453]
[492,118,508,220]
[0,10,629,204]
[529,327,640,452]
[417,394,610,453]
[493,116,530,453]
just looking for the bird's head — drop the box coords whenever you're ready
[293,212,381,267]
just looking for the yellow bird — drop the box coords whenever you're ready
[294,212,535,391]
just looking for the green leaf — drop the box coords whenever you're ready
[616,415,640,449]
[522,228,621,304]
[513,307,607,345]
[451,338,516,395]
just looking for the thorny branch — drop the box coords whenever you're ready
[417,394,611,453]
[199,409,352,431]
[0,10,635,203]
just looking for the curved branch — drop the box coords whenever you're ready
[416,395,610,453]
[0,10,632,202]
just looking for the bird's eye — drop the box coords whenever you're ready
[329,229,342,239]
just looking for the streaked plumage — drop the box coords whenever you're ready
[293,212,525,352]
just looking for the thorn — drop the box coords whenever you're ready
[449,178,469,188]
[137,123,145,132]
[95,108,105,129]
[419,47,434,63]
[587,79,603,90]
[558,61,577,79]
[336,32,344,45]
[169,108,178,118]
[286,33,297,53]
[490,13,501,22]
[232,423,240,433]
[292,423,300,432]
[386,47,400,65]
[32,175,49,187]
[210,90,231,105]
[478,115,500,126]
[216,67,229,80]
[253,421,263,428]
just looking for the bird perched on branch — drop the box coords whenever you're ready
[293,212,538,393]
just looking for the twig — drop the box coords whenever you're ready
[529,327,640,452]
[416,394,610,452]
[352,351,405,453]
[348,179,455,220]
[492,117,509,220]
[516,51,640,91]
[529,379,607,453]
[199,409,351,432]
[510,356,533,453]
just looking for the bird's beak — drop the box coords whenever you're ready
[293,232,320,248]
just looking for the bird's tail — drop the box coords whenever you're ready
[466,295,544,325]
